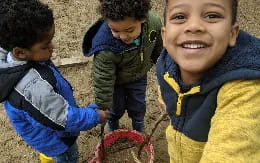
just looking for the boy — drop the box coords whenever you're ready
[0,0,109,163]
[82,0,163,132]
[157,0,260,162]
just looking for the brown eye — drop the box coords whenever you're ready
[174,15,185,20]
[206,14,220,19]
[126,30,134,33]
[112,29,119,33]
[204,13,224,23]
[169,14,186,24]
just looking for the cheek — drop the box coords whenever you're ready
[212,25,233,43]
[163,32,177,48]
[111,31,119,38]
[41,50,51,58]
[213,32,231,52]
[132,27,142,38]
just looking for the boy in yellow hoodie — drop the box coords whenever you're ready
[157,0,260,162]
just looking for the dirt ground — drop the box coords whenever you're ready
[0,0,259,163]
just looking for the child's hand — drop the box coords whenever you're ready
[96,109,110,123]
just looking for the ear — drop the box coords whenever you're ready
[161,26,166,48]
[12,47,28,60]
[229,24,239,47]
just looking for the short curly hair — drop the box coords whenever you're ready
[97,0,151,21]
[0,0,54,51]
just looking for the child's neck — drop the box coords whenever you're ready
[180,70,204,85]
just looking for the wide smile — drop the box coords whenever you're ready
[178,40,209,55]
[182,43,206,49]
[180,40,209,48]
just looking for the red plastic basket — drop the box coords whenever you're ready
[88,129,154,163]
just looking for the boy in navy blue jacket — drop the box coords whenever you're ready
[0,0,109,162]
[157,0,260,162]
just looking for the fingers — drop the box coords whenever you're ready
[97,109,110,123]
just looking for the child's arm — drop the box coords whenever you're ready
[92,51,117,108]
[64,104,109,131]
[8,68,109,132]
[23,103,107,132]
[200,79,260,162]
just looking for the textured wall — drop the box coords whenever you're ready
[238,0,260,37]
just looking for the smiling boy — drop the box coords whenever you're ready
[157,0,260,162]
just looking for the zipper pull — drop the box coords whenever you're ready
[176,94,183,115]
[140,52,144,62]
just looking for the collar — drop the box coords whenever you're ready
[7,52,27,65]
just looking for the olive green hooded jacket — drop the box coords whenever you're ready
[82,12,163,108]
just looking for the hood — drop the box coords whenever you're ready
[157,30,260,93]
[0,48,31,102]
[82,19,104,56]
[204,31,260,81]
[82,19,136,57]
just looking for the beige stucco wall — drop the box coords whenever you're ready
[238,0,260,37]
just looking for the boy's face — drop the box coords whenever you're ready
[162,0,239,84]
[14,25,55,62]
[107,17,145,44]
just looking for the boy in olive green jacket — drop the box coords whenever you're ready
[82,0,163,132]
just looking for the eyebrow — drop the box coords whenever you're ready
[169,2,226,12]
[125,26,134,30]
[112,26,134,31]
[204,2,226,11]
[169,4,188,11]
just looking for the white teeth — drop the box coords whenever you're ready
[183,44,205,49]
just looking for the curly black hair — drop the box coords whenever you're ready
[0,0,54,51]
[164,0,238,25]
[97,0,151,21]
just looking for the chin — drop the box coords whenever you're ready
[123,40,132,44]
[44,57,51,61]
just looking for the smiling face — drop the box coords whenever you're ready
[162,0,239,84]
[107,17,145,44]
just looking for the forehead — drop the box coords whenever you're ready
[39,25,55,42]
[32,25,55,47]
[167,0,232,11]
[107,17,143,31]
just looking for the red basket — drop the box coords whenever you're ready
[88,129,154,163]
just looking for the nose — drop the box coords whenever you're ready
[119,33,128,40]
[184,16,206,34]
[113,33,120,39]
